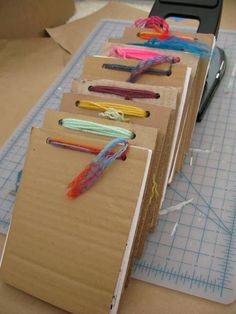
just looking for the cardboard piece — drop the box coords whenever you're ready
[0,127,152,314]
[0,0,75,38]
[42,110,159,257]
[46,3,147,54]
[59,92,177,253]
[0,37,69,146]
[82,55,189,88]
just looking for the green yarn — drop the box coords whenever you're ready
[59,118,135,139]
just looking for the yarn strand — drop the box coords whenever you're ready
[88,85,160,100]
[59,118,136,139]
[102,63,170,76]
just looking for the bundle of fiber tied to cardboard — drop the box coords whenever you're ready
[0,16,214,314]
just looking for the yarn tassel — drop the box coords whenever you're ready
[67,137,129,198]
[134,16,169,38]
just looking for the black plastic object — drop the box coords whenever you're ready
[150,0,223,36]
[149,0,225,121]
[197,47,226,121]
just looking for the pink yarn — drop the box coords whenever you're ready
[134,16,169,34]
[109,46,180,62]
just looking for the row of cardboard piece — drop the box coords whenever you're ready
[0,26,215,314]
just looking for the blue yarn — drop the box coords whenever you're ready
[128,36,211,57]
[94,137,128,168]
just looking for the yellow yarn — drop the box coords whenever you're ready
[148,174,158,206]
[76,100,149,119]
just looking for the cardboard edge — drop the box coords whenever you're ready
[159,67,191,196]
[168,66,192,184]
[111,147,152,313]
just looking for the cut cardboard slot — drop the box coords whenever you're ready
[0,127,152,314]
[59,93,177,251]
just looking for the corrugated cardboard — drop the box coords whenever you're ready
[0,37,69,146]
[46,3,147,54]
[42,110,158,258]
[0,0,75,38]
[0,127,152,314]
[59,92,177,253]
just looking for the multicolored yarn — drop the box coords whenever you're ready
[67,137,129,198]
[47,137,126,160]
[134,16,169,39]
[88,85,160,100]
[103,63,170,76]
[46,137,126,160]
[128,37,210,57]
[59,118,135,139]
[134,16,194,41]
[127,55,180,83]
